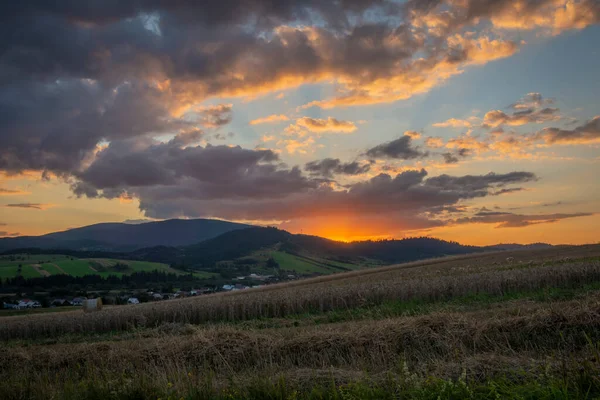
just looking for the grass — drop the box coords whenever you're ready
[2,245,600,399]
[0,254,175,279]
[0,306,80,317]
[271,251,336,274]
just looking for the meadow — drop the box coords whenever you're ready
[1,244,600,399]
[0,253,176,279]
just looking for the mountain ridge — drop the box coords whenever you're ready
[0,219,252,251]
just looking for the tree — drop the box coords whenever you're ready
[266,257,279,270]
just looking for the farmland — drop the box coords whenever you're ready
[0,253,177,279]
[1,244,600,399]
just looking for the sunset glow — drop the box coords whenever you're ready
[0,0,599,245]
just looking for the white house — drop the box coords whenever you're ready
[127,297,140,304]
[18,299,41,308]
[222,284,234,291]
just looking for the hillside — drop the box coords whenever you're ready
[151,227,488,276]
[0,219,251,252]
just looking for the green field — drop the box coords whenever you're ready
[270,251,367,275]
[0,254,176,279]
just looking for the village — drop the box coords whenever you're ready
[1,272,297,310]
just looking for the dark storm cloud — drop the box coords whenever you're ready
[0,80,184,174]
[129,167,538,225]
[0,0,533,178]
[0,1,391,30]
[365,136,428,160]
[72,138,311,200]
[304,158,371,178]
[454,210,593,228]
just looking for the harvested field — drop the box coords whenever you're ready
[2,244,600,399]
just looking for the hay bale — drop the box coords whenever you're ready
[82,298,103,313]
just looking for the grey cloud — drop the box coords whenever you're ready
[535,116,600,144]
[366,136,428,160]
[455,211,593,228]
[305,158,371,178]
[0,80,185,175]
[425,171,537,195]
[197,104,233,128]
[134,167,537,226]
[441,148,471,164]
[4,203,50,210]
[482,107,561,128]
[72,138,311,201]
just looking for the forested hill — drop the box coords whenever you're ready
[0,219,251,252]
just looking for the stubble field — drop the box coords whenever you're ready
[2,244,600,399]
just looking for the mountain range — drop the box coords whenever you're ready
[0,219,250,252]
[0,219,553,273]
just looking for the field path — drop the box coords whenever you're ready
[31,264,50,277]
[49,263,67,274]
[88,264,98,272]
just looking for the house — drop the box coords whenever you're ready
[222,284,234,291]
[3,302,20,310]
[127,297,140,304]
[152,293,163,300]
[72,297,86,306]
[51,299,71,306]
[18,299,41,308]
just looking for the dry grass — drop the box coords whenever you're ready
[3,295,599,372]
[2,245,600,399]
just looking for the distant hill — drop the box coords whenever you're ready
[141,227,489,271]
[484,243,553,251]
[1,224,555,278]
[0,219,252,252]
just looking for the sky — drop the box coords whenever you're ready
[0,0,599,245]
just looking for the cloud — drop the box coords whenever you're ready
[366,135,428,160]
[446,135,489,152]
[404,130,422,139]
[433,118,472,128]
[71,138,308,200]
[305,158,371,178]
[133,168,539,229]
[250,114,290,125]
[194,104,233,128]
[276,137,316,154]
[534,116,600,144]
[408,0,599,35]
[483,107,561,128]
[0,231,20,237]
[454,210,593,228]
[441,148,471,164]
[425,137,445,148]
[509,92,554,110]
[0,188,29,196]
[4,203,53,210]
[295,117,358,133]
